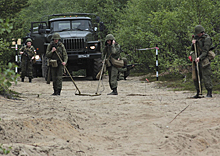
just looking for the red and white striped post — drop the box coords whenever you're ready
[137,46,159,81]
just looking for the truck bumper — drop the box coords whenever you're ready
[67,53,102,60]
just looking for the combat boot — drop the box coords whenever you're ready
[206,89,212,98]
[57,89,61,96]
[29,78,32,83]
[193,89,200,98]
[21,78,24,82]
[107,88,118,95]
[52,89,57,96]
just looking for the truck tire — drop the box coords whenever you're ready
[92,58,102,80]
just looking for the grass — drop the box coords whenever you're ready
[133,70,220,94]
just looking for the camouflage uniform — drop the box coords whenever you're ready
[46,33,68,95]
[19,39,36,82]
[117,57,136,81]
[191,25,213,97]
[103,34,121,95]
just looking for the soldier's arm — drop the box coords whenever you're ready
[111,44,117,54]
[111,44,121,59]
[62,44,68,63]
[19,46,24,54]
[199,37,212,61]
[46,44,53,58]
[30,47,36,57]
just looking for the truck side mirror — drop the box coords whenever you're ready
[38,24,50,34]
[45,29,50,33]
[38,24,45,34]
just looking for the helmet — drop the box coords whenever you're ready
[26,38,32,43]
[52,33,61,40]
[105,34,115,41]
[195,25,205,34]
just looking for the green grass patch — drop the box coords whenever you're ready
[137,71,220,94]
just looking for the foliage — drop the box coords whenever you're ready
[115,0,220,78]
[0,62,20,98]
[0,17,20,99]
[0,144,11,155]
[0,0,29,65]
[0,19,13,65]
[9,0,220,81]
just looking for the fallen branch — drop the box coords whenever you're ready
[168,104,189,124]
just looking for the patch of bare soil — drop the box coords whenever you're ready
[0,76,220,156]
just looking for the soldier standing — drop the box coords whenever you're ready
[117,57,135,81]
[46,33,68,96]
[191,25,213,98]
[103,34,121,95]
[19,38,36,83]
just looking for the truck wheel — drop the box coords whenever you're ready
[92,58,102,80]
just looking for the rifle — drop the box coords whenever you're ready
[126,63,142,70]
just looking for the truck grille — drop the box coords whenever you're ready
[63,38,85,52]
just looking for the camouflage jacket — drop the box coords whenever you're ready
[46,41,68,63]
[103,43,121,60]
[19,45,36,60]
[191,33,212,61]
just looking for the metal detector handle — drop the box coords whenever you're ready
[194,43,202,94]
[54,50,81,94]
[95,54,106,94]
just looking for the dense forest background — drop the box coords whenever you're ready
[1,0,220,82]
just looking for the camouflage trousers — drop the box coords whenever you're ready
[193,63,213,91]
[107,66,118,90]
[51,64,64,91]
[117,67,127,80]
[20,59,33,79]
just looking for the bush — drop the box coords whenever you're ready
[0,63,20,99]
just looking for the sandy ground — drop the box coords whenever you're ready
[0,76,220,156]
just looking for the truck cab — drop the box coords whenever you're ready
[25,13,104,79]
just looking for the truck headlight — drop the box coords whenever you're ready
[90,45,96,50]
[35,55,40,60]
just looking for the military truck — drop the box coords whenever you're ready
[25,13,104,79]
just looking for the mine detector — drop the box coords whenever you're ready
[24,13,104,80]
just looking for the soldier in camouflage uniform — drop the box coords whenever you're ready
[103,34,121,95]
[117,57,135,81]
[19,38,36,82]
[191,25,213,98]
[46,33,68,96]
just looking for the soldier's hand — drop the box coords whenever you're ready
[192,39,196,44]
[112,40,115,45]
[20,52,23,55]
[52,47,56,52]
[195,57,200,63]
[31,56,35,60]
[62,62,66,66]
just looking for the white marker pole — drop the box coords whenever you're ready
[156,45,158,81]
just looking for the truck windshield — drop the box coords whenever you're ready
[51,19,92,32]
[72,20,91,31]
[51,20,71,32]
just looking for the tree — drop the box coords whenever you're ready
[114,0,220,75]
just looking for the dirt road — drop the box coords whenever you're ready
[0,76,220,156]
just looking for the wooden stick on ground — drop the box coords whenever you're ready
[168,104,190,124]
